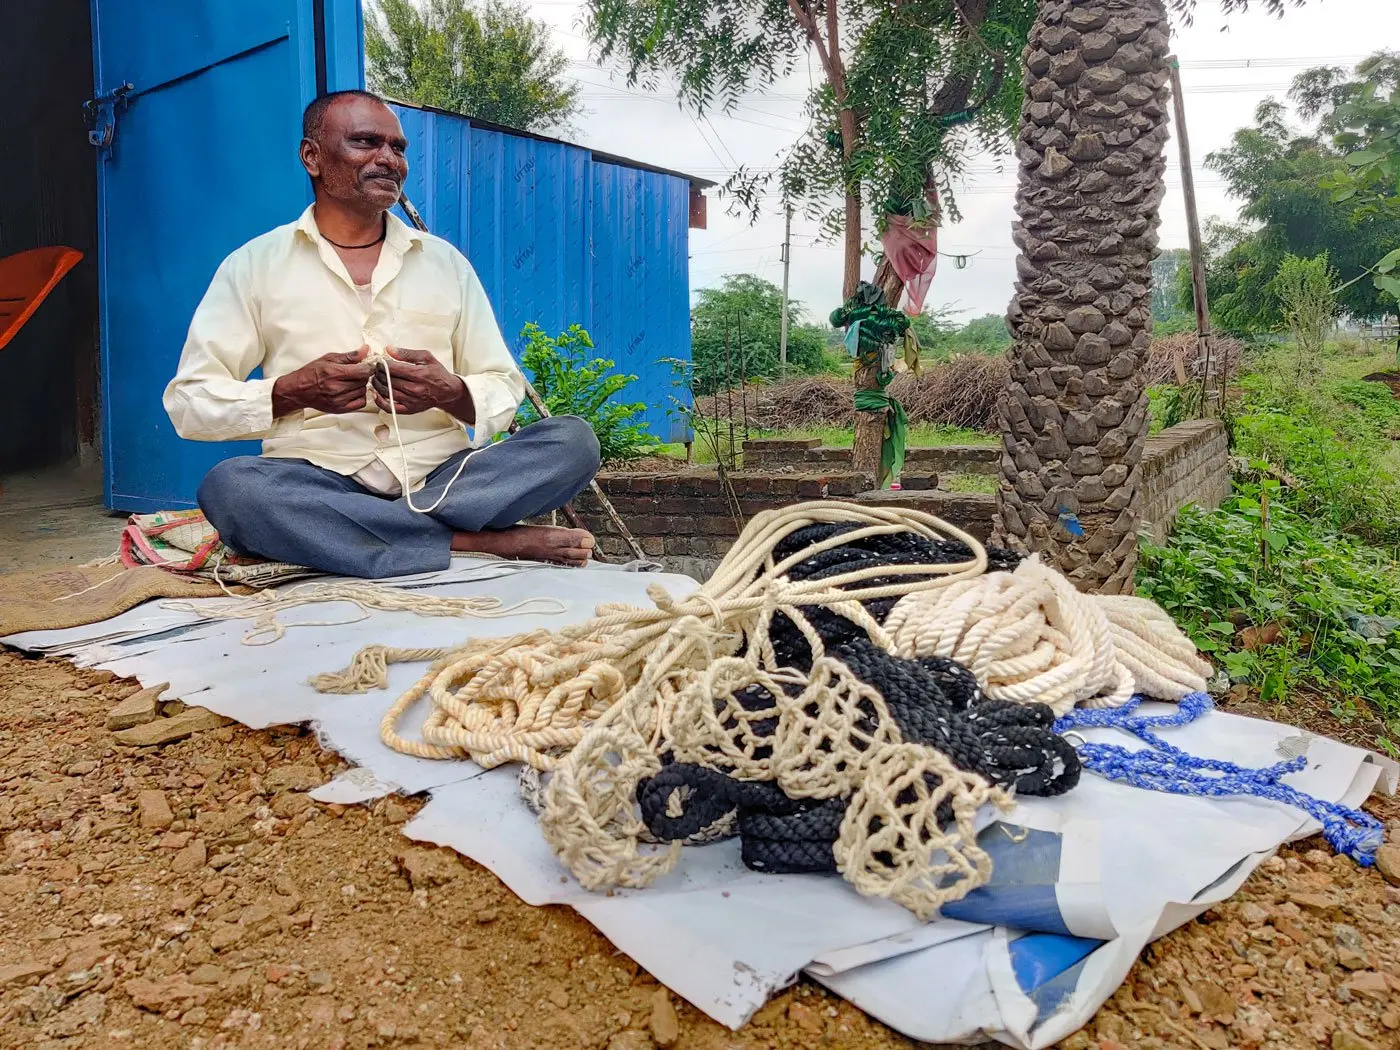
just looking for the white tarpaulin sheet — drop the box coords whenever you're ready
[5,563,1395,1048]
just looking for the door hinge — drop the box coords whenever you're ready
[84,83,134,151]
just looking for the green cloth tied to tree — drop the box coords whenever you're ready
[832,282,912,488]
[853,386,908,489]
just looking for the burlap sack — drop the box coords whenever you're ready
[0,565,234,637]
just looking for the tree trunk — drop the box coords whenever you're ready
[993,0,1171,595]
[842,103,885,476]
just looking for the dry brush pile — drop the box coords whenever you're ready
[695,334,1242,434]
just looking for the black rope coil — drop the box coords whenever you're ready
[636,524,1073,876]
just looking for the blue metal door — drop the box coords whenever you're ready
[91,0,364,510]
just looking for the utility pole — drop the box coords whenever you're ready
[779,200,793,375]
[1168,56,1217,414]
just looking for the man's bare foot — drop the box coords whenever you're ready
[451,525,596,567]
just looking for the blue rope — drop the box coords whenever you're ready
[1053,693,1384,865]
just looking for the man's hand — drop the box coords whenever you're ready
[370,348,474,422]
[272,347,374,417]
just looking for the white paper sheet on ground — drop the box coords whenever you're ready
[4,567,1394,1048]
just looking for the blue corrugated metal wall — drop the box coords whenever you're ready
[392,104,693,443]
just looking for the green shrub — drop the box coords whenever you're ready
[1138,480,1400,742]
[515,322,658,464]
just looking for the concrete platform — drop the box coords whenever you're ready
[0,462,124,574]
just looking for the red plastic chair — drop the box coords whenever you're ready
[0,246,84,353]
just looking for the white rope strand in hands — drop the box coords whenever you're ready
[366,347,472,515]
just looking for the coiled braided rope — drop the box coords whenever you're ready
[884,556,1211,715]
[637,638,1078,877]
[314,503,990,771]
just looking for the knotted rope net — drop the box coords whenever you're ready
[310,500,1212,916]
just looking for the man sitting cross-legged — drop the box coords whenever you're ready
[164,90,599,578]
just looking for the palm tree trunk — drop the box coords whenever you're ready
[993,0,1171,595]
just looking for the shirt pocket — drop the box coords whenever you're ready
[389,307,457,362]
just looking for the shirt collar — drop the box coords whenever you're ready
[294,203,424,251]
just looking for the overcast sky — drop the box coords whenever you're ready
[521,0,1397,325]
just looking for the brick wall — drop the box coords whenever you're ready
[574,420,1228,577]
[1139,419,1231,543]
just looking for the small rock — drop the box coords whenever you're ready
[67,760,100,776]
[0,874,31,895]
[105,683,168,731]
[89,912,123,928]
[1332,1031,1377,1050]
[650,988,680,1047]
[1333,923,1369,970]
[1290,892,1337,913]
[1238,902,1270,926]
[209,925,243,951]
[262,764,323,792]
[307,970,333,990]
[180,1005,210,1026]
[787,1000,822,1035]
[172,840,208,874]
[547,985,570,1009]
[189,964,226,986]
[382,800,410,824]
[113,708,228,747]
[240,904,273,927]
[1195,982,1236,1024]
[1376,844,1400,886]
[606,1032,654,1050]
[270,793,314,820]
[396,848,460,890]
[1341,971,1390,999]
[161,831,194,850]
[137,790,174,830]
[0,960,53,988]
[1380,1011,1399,1031]
[475,908,499,925]
[208,853,237,870]
[265,964,292,983]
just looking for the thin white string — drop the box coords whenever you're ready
[370,348,471,515]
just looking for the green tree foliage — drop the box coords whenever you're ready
[515,323,657,463]
[1298,52,1400,222]
[910,311,1011,359]
[689,275,836,394]
[366,0,581,133]
[1150,248,1192,325]
[584,0,1032,292]
[1193,56,1400,334]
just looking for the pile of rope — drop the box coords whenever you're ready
[312,501,1212,917]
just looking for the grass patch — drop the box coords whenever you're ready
[1138,339,1400,743]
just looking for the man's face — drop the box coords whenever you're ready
[301,97,409,212]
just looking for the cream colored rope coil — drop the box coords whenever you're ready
[314,502,990,771]
[883,556,1211,715]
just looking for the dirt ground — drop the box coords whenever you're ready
[1,651,1398,1050]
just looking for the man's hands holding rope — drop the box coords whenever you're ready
[272,346,473,423]
[370,348,474,423]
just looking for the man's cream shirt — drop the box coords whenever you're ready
[164,205,526,494]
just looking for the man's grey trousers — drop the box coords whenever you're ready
[198,415,600,578]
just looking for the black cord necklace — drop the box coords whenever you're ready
[322,219,386,250]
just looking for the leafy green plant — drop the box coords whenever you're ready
[1272,253,1337,386]
[515,323,658,464]
[1138,481,1400,737]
